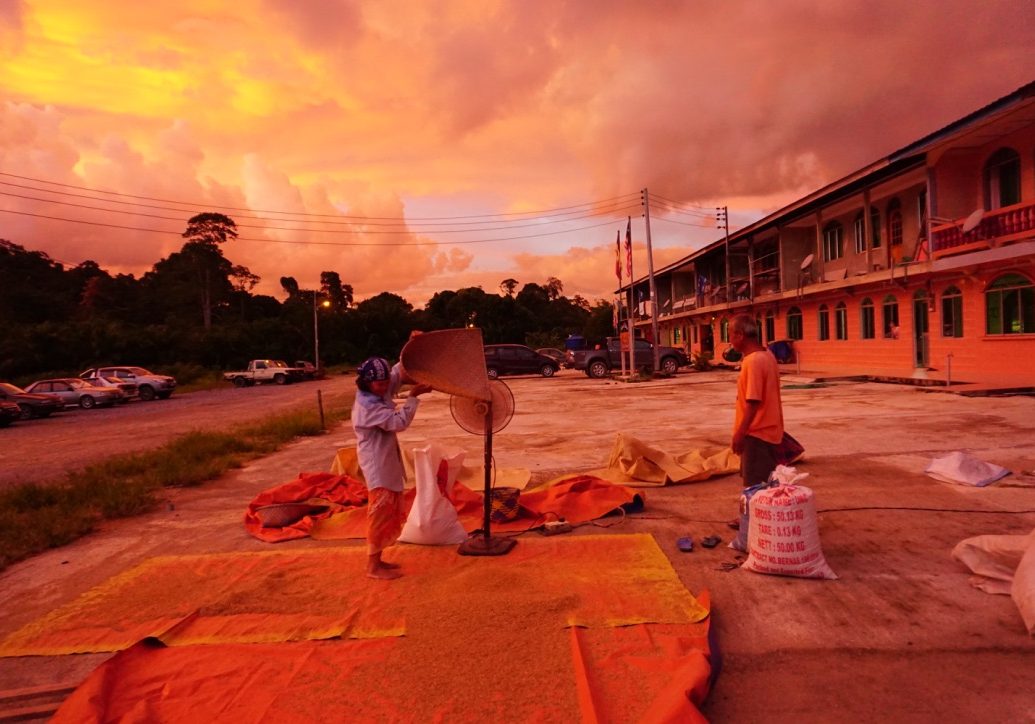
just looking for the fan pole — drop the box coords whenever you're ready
[458,397,516,556]
[482,400,492,540]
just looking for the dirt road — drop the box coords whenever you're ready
[2,370,1034,720]
[0,377,357,489]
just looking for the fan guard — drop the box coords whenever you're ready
[449,380,514,435]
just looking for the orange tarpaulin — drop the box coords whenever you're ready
[50,541,714,723]
[54,614,714,722]
[309,475,643,541]
[0,535,705,656]
[244,471,369,543]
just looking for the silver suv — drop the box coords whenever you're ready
[80,366,177,401]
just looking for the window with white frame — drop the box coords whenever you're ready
[882,295,900,338]
[853,213,866,254]
[861,298,875,339]
[787,306,803,340]
[941,286,963,338]
[887,199,903,247]
[818,304,830,341]
[765,310,775,343]
[835,302,848,340]
[986,273,1034,335]
[823,222,844,261]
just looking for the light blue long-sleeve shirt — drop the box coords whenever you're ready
[351,365,419,492]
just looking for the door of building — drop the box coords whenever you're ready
[700,323,714,358]
[912,291,929,368]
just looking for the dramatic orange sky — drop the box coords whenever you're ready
[1,0,1033,305]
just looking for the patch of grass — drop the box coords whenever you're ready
[0,397,352,571]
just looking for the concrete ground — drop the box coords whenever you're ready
[1,369,1034,721]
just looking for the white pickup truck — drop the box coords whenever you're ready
[224,360,305,387]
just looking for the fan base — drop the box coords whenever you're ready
[458,535,517,556]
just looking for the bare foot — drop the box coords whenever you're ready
[380,561,401,569]
[366,567,402,580]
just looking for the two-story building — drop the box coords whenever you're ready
[623,81,1035,385]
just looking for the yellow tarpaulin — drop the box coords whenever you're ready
[554,432,739,487]
[0,534,707,657]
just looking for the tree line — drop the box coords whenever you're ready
[0,213,615,380]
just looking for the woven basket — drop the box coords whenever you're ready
[489,486,521,523]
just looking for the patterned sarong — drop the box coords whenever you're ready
[366,488,404,555]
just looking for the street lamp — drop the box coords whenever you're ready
[313,292,331,371]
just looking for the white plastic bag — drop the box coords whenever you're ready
[925,451,1009,487]
[398,444,467,545]
[742,483,837,580]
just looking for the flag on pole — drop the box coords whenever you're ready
[615,230,622,283]
[625,216,633,279]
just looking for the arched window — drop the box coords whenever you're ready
[765,310,775,343]
[853,213,866,254]
[941,286,963,338]
[818,304,830,341]
[835,302,848,340]
[861,298,875,339]
[984,148,1021,210]
[787,306,803,340]
[870,207,881,248]
[986,273,1035,335]
[719,317,729,343]
[882,294,900,338]
[887,198,903,247]
[823,221,844,261]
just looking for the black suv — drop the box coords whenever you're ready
[483,345,560,379]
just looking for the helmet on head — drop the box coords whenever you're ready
[357,357,391,382]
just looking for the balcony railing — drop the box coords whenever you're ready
[931,200,1035,258]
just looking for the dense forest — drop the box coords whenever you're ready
[0,213,615,380]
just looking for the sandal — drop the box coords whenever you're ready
[676,536,694,552]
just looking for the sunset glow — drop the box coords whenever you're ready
[1,0,1033,304]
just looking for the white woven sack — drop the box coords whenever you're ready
[1012,537,1035,636]
[398,444,467,545]
[742,484,837,580]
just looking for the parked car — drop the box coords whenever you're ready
[483,344,560,379]
[0,382,64,419]
[25,378,122,409]
[82,374,139,403]
[0,399,20,427]
[224,360,305,387]
[535,348,571,368]
[570,337,690,378]
[79,366,177,401]
[293,360,319,380]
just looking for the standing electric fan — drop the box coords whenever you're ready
[400,328,518,556]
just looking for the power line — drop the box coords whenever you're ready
[0,179,642,228]
[0,189,642,235]
[0,207,631,247]
[651,192,718,213]
[0,171,642,222]
[651,216,718,229]
[650,199,717,219]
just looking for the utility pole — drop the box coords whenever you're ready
[313,290,321,371]
[642,188,661,373]
[717,206,730,304]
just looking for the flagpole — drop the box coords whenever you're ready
[615,230,627,379]
[642,188,661,373]
[625,217,635,376]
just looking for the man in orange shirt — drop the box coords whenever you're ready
[730,314,784,488]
